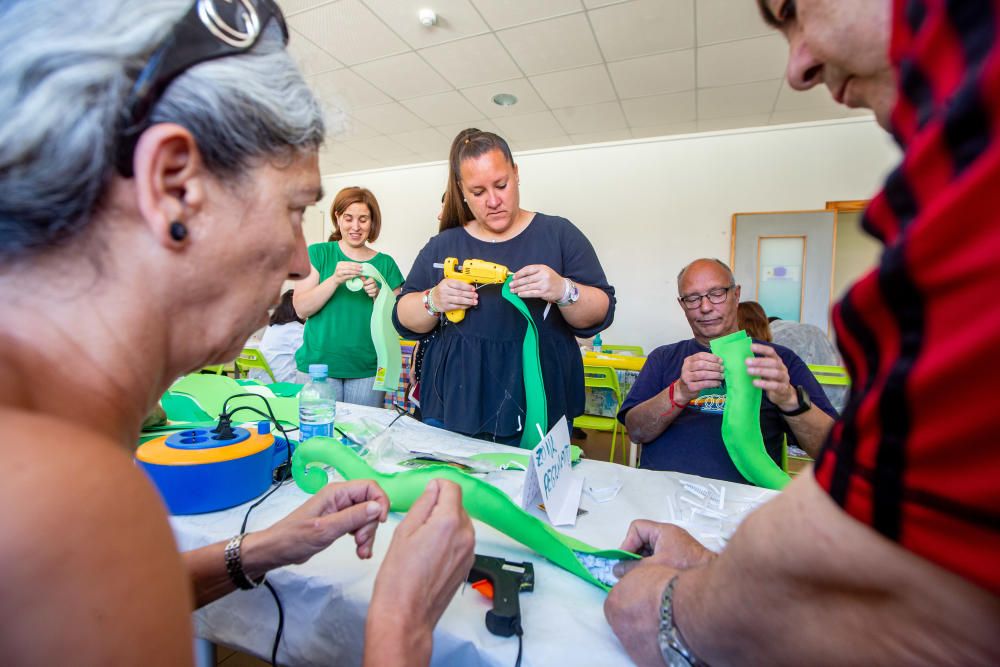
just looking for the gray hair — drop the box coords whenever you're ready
[0,0,325,260]
[676,258,735,294]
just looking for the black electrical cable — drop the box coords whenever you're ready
[216,394,294,666]
[515,631,523,667]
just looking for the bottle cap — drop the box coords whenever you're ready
[308,363,329,378]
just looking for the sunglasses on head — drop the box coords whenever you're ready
[115,0,289,176]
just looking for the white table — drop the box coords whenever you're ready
[171,404,775,667]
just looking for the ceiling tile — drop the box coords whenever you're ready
[279,0,337,16]
[342,136,421,162]
[470,0,584,30]
[770,108,850,125]
[773,80,842,111]
[696,0,775,45]
[288,29,343,77]
[511,135,574,151]
[288,0,408,66]
[318,150,344,175]
[530,64,617,107]
[697,79,781,119]
[553,101,628,134]
[582,0,627,7]
[362,0,490,48]
[570,128,633,144]
[697,114,771,132]
[621,90,696,126]
[493,110,566,141]
[630,121,698,138]
[324,142,385,170]
[402,91,485,125]
[461,78,549,117]
[387,127,453,155]
[590,0,695,61]
[497,14,602,76]
[327,114,381,141]
[350,102,429,134]
[352,53,452,100]
[697,34,787,88]
[435,119,502,142]
[608,50,695,99]
[420,34,523,88]
[310,68,392,110]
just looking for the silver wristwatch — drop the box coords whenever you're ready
[555,278,580,307]
[658,575,705,666]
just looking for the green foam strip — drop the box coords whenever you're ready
[169,374,299,426]
[500,276,548,449]
[347,264,403,393]
[710,330,790,490]
[292,437,636,591]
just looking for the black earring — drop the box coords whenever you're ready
[169,221,187,242]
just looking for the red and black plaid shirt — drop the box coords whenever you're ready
[815,0,1000,595]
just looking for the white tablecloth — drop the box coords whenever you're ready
[171,404,776,667]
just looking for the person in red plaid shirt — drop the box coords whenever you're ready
[604,1,1000,665]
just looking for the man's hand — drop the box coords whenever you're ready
[675,352,725,403]
[244,480,390,571]
[509,264,565,302]
[746,343,797,410]
[606,521,716,667]
[362,277,380,298]
[615,520,717,575]
[365,480,475,667]
[432,278,478,313]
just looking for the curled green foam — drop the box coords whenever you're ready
[292,437,637,591]
[710,330,790,490]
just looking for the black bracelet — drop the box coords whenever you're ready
[224,534,266,590]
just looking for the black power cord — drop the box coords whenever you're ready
[215,393,295,666]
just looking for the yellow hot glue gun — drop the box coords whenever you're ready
[442,257,510,323]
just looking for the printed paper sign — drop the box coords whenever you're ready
[521,416,583,526]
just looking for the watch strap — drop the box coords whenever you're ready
[777,384,811,417]
[658,574,704,666]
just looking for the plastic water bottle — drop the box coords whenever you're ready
[299,364,336,442]
[593,333,603,353]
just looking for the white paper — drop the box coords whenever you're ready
[521,416,582,526]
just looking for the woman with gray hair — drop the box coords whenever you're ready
[0,1,472,665]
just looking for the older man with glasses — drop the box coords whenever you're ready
[618,258,835,483]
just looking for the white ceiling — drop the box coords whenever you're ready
[279,0,872,174]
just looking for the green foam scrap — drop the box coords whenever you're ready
[500,276,548,449]
[292,437,636,591]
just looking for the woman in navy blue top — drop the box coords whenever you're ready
[394,129,615,444]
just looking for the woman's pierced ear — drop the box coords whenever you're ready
[169,220,188,242]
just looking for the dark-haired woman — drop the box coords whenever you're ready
[393,129,615,444]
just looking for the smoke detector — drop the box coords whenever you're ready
[418,8,438,27]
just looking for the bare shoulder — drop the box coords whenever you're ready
[0,408,194,665]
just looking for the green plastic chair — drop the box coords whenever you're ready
[807,364,850,386]
[233,347,276,383]
[573,365,625,465]
[601,344,645,357]
[199,364,227,375]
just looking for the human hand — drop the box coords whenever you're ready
[432,278,478,313]
[332,261,363,287]
[614,520,716,576]
[369,480,474,644]
[746,343,797,410]
[605,559,679,667]
[244,480,390,571]
[509,264,565,302]
[362,277,379,298]
[675,352,724,403]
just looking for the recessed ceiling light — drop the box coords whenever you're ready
[492,93,518,107]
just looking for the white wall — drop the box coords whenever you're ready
[318,118,900,354]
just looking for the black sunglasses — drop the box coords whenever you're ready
[115,0,289,176]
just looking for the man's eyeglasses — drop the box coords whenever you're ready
[678,285,735,309]
[114,0,289,176]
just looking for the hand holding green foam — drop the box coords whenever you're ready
[292,437,637,591]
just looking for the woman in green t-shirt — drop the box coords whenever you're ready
[293,187,405,407]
